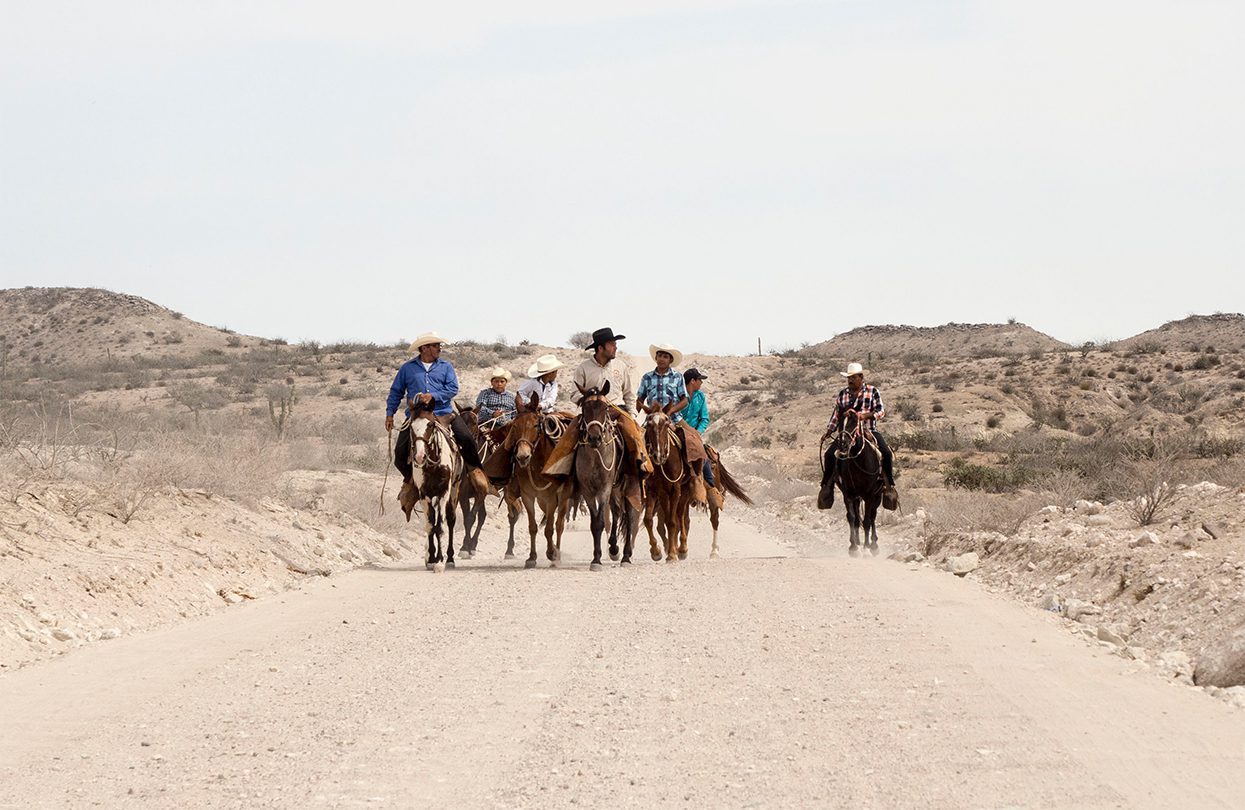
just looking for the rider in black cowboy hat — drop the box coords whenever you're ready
[818,362,898,510]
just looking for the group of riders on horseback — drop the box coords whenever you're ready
[384,326,898,567]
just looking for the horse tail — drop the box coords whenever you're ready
[715,459,753,506]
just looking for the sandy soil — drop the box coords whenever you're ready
[3,515,1243,809]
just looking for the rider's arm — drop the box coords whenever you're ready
[872,388,885,421]
[621,364,637,413]
[669,395,689,416]
[386,364,410,417]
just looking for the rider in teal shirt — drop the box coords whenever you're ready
[682,368,714,486]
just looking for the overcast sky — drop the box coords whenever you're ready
[2,1,1241,353]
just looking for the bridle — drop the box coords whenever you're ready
[577,394,619,473]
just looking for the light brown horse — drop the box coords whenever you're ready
[642,405,693,562]
[502,393,572,568]
[700,447,753,558]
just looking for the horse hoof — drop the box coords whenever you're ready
[678,551,687,561]
[445,560,455,569]
[432,562,446,573]
[620,558,632,566]
[425,562,435,570]
[458,550,472,560]
[848,546,861,558]
[709,550,719,559]
[870,546,879,557]
[608,550,620,562]
[650,550,662,562]
[665,555,677,564]
[589,562,603,572]
[524,559,538,569]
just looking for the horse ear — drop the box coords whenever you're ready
[662,403,673,415]
[601,380,611,396]
[575,382,587,395]
[528,392,539,411]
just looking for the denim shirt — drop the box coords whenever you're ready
[386,358,460,417]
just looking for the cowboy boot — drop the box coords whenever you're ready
[398,479,418,521]
[882,481,899,511]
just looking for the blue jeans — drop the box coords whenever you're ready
[703,458,715,487]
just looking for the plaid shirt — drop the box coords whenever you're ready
[637,369,688,423]
[475,388,517,426]
[827,384,885,432]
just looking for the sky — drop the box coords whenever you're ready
[2,1,1242,354]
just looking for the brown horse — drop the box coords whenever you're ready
[501,394,572,568]
[700,447,753,558]
[642,406,693,562]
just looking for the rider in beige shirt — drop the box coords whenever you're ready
[570,351,636,413]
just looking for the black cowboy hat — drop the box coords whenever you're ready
[585,327,626,350]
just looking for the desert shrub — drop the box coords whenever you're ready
[1000,383,1015,395]
[985,415,1001,429]
[894,399,923,421]
[1191,354,1220,370]
[931,402,944,413]
[892,427,966,452]
[942,457,1030,492]
[750,435,772,449]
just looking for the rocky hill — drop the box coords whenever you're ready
[1116,314,1245,354]
[0,287,265,367]
[805,322,1068,362]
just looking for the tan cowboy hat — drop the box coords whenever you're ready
[649,343,684,368]
[409,331,448,354]
[839,362,867,378]
[527,354,565,378]
[487,366,512,382]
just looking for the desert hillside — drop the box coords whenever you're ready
[1116,313,1245,354]
[0,286,267,366]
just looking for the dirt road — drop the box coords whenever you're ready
[2,515,1243,808]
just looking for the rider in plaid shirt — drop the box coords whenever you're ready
[821,362,896,500]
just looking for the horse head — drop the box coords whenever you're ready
[644,403,674,465]
[579,383,612,448]
[507,398,542,467]
[410,412,436,467]
[834,410,862,456]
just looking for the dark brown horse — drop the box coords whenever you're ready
[573,383,635,569]
[824,410,883,557]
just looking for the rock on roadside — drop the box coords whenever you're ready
[1194,626,1245,689]
[946,553,980,577]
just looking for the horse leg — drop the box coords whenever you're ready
[505,494,520,558]
[589,497,606,571]
[524,492,540,569]
[662,495,677,563]
[619,497,637,566]
[425,503,437,569]
[845,496,861,558]
[553,490,569,562]
[866,496,880,556]
[677,491,691,561]
[542,498,558,564]
[709,498,721,559]
[607,489,621,562]
[445,492,457,568]
[644,490,661,562]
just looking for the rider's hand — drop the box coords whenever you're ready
[859,410,872,420]
[385,415,394,431]
[419,393,434,404]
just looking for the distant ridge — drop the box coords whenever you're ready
[804,322,1069,360]
[1115,313,1245,353]
[0,287,263,365]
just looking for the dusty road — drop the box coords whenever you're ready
[2,515,1244,809]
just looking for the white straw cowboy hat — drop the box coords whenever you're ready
[408,331,448,354]
[649,343,684,368]
[839,362,867,378]
[487,366,512,382]
[527,354,566,378]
